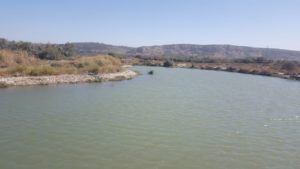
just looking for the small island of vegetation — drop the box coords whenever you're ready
[0,39,137,87]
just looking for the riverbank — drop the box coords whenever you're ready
[0,49,139,87]
[176,62,300,81]
[129,58,300,81]
[183,64,300,81]
[0,69,137,87]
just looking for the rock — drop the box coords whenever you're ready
[148,70,154,75]
[0,82,8,88]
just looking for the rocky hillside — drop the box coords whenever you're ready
[132,44,300,61]
[72,43,300,61]
[72,42,133,56]
[2,38,300,61]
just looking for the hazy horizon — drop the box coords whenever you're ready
[2,37,300,52]
[1,0,300,50]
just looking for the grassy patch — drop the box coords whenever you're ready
[0,50,123,76]
[26,66,59,76]
[85,63,99,74]
[8,65,28,75]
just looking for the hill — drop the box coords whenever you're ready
[72,43,300,61]
[71,42,133,56]
[1,38,300,61]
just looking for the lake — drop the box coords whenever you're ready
[0,66,299,169]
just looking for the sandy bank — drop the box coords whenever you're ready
[0,69,137,87]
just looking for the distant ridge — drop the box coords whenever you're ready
[71,42,132,56]
[1,38,300,61]
[71,43,300,61]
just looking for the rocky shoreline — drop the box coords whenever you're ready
[178,64,300,81]
[207,67,300,80]
[133,59,300,81]
[0,69,137,87]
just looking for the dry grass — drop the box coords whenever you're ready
[70,55,122,73]
[0,50,123,76]
[0,49,38,67]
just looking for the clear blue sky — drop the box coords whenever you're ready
[1,0,300,50]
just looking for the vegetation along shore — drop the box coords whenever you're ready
[0,40,137,88]
[1,38,300,87]
[130,57,300,81]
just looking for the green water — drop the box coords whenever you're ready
[0,66,299,169]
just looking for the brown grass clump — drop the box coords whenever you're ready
[0,49,37,68]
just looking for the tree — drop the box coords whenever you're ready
[62,43,74,57]
[163,60,174,67]
[37,44,63,60]
[16,42,32,52]
[0,38,8,49]
[281,61,297,71]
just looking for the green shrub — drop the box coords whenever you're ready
[85,63,99,74]
[281,61,297,71]
[76,63,85,68]
[163,60,174,67]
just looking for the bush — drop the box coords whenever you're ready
[163,60,174,67]
[85,63,99,74]
[0,38,8,49]
[0,38,75,60]
[281,61,297,71]
[37,46,63,60]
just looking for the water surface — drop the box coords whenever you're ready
[0,66,299,169]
